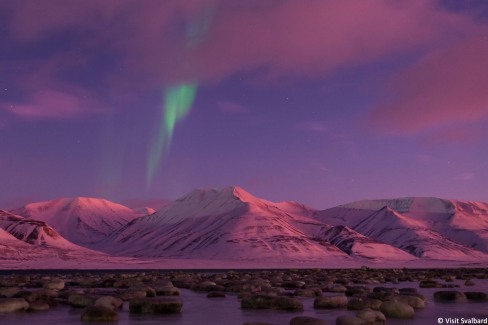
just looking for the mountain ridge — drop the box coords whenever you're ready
[2,187,488,267]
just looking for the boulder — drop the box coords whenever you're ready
[313,295,348,309]
[433,291,467,303]
[207,292,226,298]
[68,294,96,308]
[155,285,180,296]
[129,297,183,314]
[328,285,347,293]
[28,302,50,311]
[380,301,414,318]
[43,280,65,290]
[465,292,488,302]
[0,298,29,313]
[289,316,329,325]
[273,297,303,311]
[0,287,21,298]
[94,296,124,311]
[464,280,475,286]
[419,280,440,288]
[118,289,147,301]
[81,306,118,322]
[394,295,425,309]
[356,309,386,324]
[241,295,303,311]
[335,315,367,325]
[241,294,275,309]
[347,297,371,310]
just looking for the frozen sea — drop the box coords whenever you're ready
[1,279,487,324]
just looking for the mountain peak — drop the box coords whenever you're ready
[177,186,258,204]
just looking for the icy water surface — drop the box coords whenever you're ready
[0,279,487,324]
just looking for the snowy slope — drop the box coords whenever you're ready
[11,197,141,247]
[318,225,416,261]
[0,210,91,249]
[352,206,487,260]
[103,187,350,262]
[315,197,488,253]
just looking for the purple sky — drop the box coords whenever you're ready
[1,0,488,209]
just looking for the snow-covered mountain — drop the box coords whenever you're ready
[0,209,120,267]
[315,197,488,259]
[317,225,416,262]
[0,210,78,249]
[2,189,487,268]
[102,186,351,262]
[11,197,141,247]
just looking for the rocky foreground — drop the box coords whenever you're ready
[0,268,487,324]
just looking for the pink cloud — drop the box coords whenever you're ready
[191,1,471,82]
[367,32,488,135]
[217,100,248,114]
[1,0,485,122]
[1,90,99,120]
[4,1,474,85]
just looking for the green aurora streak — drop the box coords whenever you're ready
[146,84,197,185]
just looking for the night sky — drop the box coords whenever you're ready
[1,0,487,209]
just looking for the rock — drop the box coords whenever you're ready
[81,306,118,322]
[28,302,50,311]
[394,295,425,309]
[328,285,347,292]
[241,294,276,309]
[464,280,475,286]
[294,288,321,297]
[12,290,40,303]
[289,316,329,325]
[465,292,488,302]
[419,280,440,288]
[43,280,65,290]
[282,281,306,289]
[346,286,370,297]
[68,294,96,307]
[433,291,467,303]
[129,297,183,314]
[241,295,302,311]
[366,292,394,301]
[94,296,124,311]
[207,292,226,298]
[0,287,21,298]
[314,295,348,309]
[128,285,156,297]
[335,315,367,325]
[118,289,147,301]
[192,280,218,291]
[380,301,414,318]
[356,309,386,324]
[399,288,417,294]
[0,298,29,313]
[273,297,303,311]
[155,285,180,296]
[347,297,371,310]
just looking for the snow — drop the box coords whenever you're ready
[102,187,350,262]
[315,197,488,260]
[2,189,488,268]
[11,197,141,247]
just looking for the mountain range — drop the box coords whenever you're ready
[1,186,487,269]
